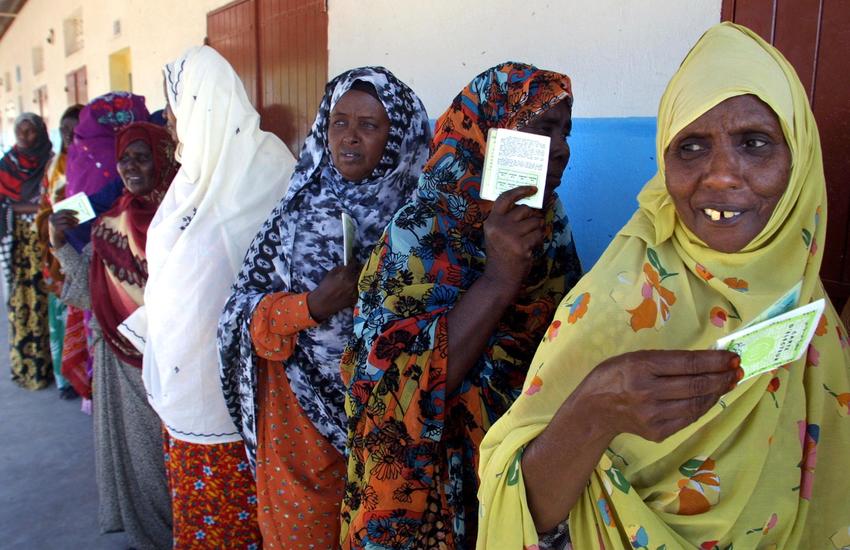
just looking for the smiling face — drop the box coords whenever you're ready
[15,120,40,150]
[328,88,391,182]
[518,99,572,204]
[117,139,157,195]
[664,94,791,253]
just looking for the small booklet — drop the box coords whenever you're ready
[53,191,96,223]
[342,212,357,266]
[479,128,550,209]
[714,298,825,381]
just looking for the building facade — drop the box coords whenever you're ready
[1,0,847,306]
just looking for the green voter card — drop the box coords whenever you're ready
[715,299,825,381]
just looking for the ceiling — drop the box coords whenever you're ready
[0,0,27,42]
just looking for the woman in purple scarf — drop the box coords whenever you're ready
[59,92,149,404]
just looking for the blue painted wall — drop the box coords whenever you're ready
[559,117,658,269]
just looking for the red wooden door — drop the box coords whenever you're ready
[65,66,87,105]
[207,0,259,108]
[723,0,850,309]
[35,85,48,122]
[77,66,88,104]
[258,0,328,155]
[206,0,328,155]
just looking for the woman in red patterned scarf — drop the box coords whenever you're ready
[49,122,177,549]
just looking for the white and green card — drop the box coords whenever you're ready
[53,191,96,223]
[715,298,825,381]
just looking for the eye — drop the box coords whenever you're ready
[744,137,768,148]
[331,119,346,127]
[361,121,377,130]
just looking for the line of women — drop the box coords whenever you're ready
[0,19,841,549]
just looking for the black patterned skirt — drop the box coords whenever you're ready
[6,214,52,390]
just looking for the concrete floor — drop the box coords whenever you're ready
[0,304,127,549]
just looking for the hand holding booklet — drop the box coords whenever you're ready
[52,191,96,223]
[479,128,550,209]
[714,290,825,382]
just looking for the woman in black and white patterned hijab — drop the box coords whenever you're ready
[218,67,430,546]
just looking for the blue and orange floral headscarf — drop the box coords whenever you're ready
[339,62,582,549]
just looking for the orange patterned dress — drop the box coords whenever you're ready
[250,292,347,549]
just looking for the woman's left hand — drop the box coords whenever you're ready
[48,209,79,248]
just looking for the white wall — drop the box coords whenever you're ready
[328,0,722,118]
[0,0,722,146]
[0,0,229,145]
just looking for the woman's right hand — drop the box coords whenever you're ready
[48,209,79,249]
[521,349,741,533]
[307,262,363,322]
[578,349,742,442]
[482,186,545,294]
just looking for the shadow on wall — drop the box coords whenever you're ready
[560,117,657,270]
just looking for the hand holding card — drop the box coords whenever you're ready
[714,299,825,381]
[52,192,96,223]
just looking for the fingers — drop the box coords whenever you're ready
[507,204,544,222]
[49,210,80,228]
[637,393,721,442]
[514,217,545,237]
[493,186,538,214]
[642,350,740,377]
[655,370,738,401]
[343,261,364,275]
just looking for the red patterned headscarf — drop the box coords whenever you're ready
[89,122,177,367]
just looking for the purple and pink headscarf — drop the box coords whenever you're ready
[66,92,149,197]
[64,92,149,251]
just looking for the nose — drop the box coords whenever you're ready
[341,126,360,145]
[122,159,139,175]
[702,143,742,190]
[551,137,570,161]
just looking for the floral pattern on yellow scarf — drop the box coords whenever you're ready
[477,23,850,550]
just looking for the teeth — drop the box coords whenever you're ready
[703,208,741,221]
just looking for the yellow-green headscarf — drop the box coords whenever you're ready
[477,22,850,550]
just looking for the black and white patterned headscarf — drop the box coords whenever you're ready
[218,66,431,465]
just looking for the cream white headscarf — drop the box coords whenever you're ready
[139,46,296,443]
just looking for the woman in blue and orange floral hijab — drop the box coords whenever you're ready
[339,62,583,549]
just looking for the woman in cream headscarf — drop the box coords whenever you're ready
[477,23,850,549]
[133,45,297,548]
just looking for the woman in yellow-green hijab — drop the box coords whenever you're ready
[477,22,850,550]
